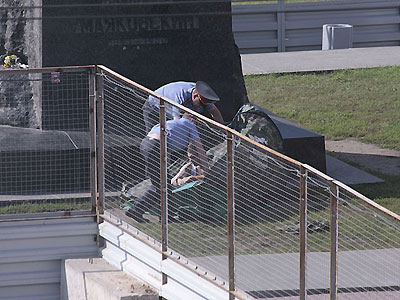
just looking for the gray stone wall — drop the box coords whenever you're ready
[1,0,41,68]
[1,0,248,129]
[0,0,42,128]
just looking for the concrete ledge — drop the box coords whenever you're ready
[61,258,158,300]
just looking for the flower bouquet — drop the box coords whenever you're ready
[2,54,28,69]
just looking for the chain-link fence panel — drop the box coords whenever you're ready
[306,171,332,297]
[100,70,160,237]
[101,69,231,273]
[233,138,302,298]
[0,68,93,216]
[98,67,400,300]
[100,68,232,288]
[335,185,400,300]
[167,118,229,282]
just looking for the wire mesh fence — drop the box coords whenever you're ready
[101,69,156,237]
[98,66,399,300]
[0,67,93,216]
[233,139,302,298]
[168,120,229,279]
[304,171,332,298]
[335,185,400,299]
[101,68,231,280]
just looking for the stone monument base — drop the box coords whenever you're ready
[267,111,327,173]
[0,126,143,195]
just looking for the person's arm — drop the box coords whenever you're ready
[171,162,191,186]
[208,105,224,123]
[192,139,208,172]
[171,162,205,186]
[173,174,205,186]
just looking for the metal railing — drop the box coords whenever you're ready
[1,65,399,299]
[96,66,400,300]
[0,66,96,218]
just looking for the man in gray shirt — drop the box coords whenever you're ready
[143,81,224,132]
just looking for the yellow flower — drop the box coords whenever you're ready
[3,55,19,68]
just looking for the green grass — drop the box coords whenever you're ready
[130,203,399,257]
[347,173,400,215]
[245,66,400,215]
[245,67,400,150]
[0,200,91,215]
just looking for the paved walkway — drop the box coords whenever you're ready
[241,46,400,75]
[193,248,400,296]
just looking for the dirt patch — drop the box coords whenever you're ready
[325,139,400,176]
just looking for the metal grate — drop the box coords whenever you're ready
[0,67,93,215]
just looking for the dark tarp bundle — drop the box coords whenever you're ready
[229,103,284,153]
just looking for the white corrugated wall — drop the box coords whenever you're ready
[0,212,98,300]
[99,212,234,300]
[232,0,400,53]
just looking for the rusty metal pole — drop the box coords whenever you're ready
[330,182,338,300]
[159,97,168,287]
[226,132,235,300]
[96,68,105,218]
[89,68,97,214]
[299,166,307,300]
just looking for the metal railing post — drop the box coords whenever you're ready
[277,0,286,52]
[159,97,168,287]
[89,68,97,213]
[299,166,307,300]
[330,182,339,300]
[96,68,105,218]
[227,132,235,300]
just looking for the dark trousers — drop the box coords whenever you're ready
[142,101,160,133]
[138,137,161,216]
[138,136,186,219]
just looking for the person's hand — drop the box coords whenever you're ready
[177,175,194,186]
[181,174,205,185]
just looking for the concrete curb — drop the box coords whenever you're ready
[241,46,400,75]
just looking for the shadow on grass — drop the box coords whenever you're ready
[328,151,400,215]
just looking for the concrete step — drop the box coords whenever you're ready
[61,258,158,300]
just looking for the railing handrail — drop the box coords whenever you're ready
[304,164,400,222]
[0,65,95,74]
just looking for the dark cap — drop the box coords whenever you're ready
[195,81,220,102]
